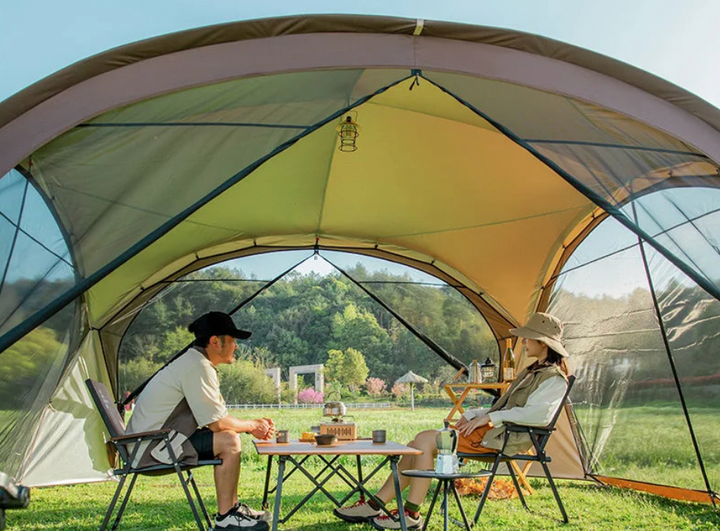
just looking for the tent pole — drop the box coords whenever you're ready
[0,74,414,358]
[121,253,312,406]
[419,73,720,307]
[323,255,468,372]
[633,201,716,508]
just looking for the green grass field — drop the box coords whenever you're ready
[6,407,720,530]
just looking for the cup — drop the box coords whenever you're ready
[372,430,386,444]
[276,430,289,443]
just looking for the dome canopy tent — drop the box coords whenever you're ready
[0,15,718,505]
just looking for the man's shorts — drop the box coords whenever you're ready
[189,428,216,460]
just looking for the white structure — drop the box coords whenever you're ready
[265,367,281,397]
[289,364,325,401]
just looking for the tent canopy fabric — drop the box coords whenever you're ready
[0,15,718,505]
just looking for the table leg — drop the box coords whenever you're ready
[390,456,408,531]
[271,457,286,531]
[443,480,449,531]
[356,454,365,502]
[422,480,442,531]
[450,480,472,531]
[262,455,273,510]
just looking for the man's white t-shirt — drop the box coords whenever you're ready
[127,348,228,436]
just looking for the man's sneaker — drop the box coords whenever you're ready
[333,499,382,523]
[233,502,272,522]
[370,509,423,530]
[214,510,270,530]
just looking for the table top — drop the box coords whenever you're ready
[253,439,423,456]
[402,469,492,479]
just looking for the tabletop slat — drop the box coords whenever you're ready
[253,439,422,456]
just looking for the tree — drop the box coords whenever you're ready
[218,360,277,404]
[325,349,345,384]
[324,347,369,392]
[342,348,369,393]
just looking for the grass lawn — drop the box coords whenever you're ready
[7,408,720,530]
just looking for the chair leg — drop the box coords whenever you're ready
[507,463,529,511]
[99,474,128,531]
[540,461,568,523]
[175,466,206,531]
[473,456,501,524]
[187,470,212,528]
[110,473,138,531]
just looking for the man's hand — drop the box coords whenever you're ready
[457,414,491,437]
[250,418,274,440]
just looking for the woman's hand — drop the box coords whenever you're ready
[455,416,468,428]
[457,414,491,437]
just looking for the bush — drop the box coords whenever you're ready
[219,360,277,404]
[297,387,324,404]
[391,382,407,400]
[365,377,387,396]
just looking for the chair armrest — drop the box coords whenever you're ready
[110,428,172,443]
[503,423,554,435]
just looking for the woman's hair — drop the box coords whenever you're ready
[542,346,569,375]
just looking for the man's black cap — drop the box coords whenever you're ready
[188,311,251,340]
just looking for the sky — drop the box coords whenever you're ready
[1,0,716,296]
[1,0,720,106]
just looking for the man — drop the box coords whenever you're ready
[127,311,274,531]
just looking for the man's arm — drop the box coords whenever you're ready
[208,415,274,439]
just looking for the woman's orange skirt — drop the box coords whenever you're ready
[455,424,496,455]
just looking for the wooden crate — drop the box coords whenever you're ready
[320,422,357,441]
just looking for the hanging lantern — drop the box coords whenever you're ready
[480,357,497,383]
[336,115,360,152]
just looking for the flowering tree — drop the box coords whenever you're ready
[391,382,407,400]
[365,377,387,397]
[297,387,324,404]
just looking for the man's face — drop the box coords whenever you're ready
[218,335,238,364]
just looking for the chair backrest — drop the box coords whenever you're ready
[86,379,126,439]
[546,374,576,430]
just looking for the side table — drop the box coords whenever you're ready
[402,469,490,531]
[443,383,510,422]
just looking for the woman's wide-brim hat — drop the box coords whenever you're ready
[510,312,569,357]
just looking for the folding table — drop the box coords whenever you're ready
[254,439,422,531]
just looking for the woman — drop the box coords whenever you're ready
[334,312,571,530]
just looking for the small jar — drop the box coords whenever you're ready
[480,357,496,383]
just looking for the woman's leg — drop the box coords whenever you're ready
[374,430,438,505]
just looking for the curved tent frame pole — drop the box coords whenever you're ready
[0,74,413,357]
[121,253,312,406]
[633,201,718,508]
[322,254,468,372]
[419,73,720,307]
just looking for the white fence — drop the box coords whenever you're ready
[227,402,393,410]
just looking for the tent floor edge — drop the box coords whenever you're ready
[592,475,717,505]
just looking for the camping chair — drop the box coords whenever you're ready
[458,374,576,524]
[85,379,221,531]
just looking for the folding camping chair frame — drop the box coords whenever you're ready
[85,379,221,531]
[458,374,576,524]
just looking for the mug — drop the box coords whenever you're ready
[372,430,386,443]
[276,430,289,443]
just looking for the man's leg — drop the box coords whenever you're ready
[213,430,242,514]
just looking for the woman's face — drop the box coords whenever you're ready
[522,338,548,360]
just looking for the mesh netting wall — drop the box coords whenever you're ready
[0,169,86,477]
[549,207,719,492]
